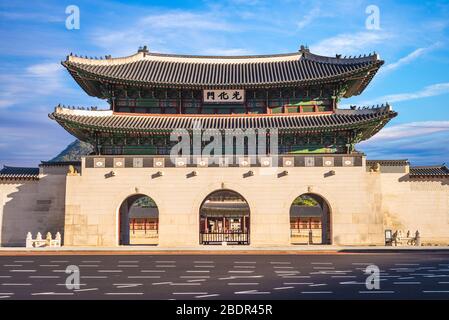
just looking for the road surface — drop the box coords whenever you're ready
[0,252,448,299]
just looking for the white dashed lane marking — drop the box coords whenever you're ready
[195,294,219,298]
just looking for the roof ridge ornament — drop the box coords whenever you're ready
[138,45,149,55]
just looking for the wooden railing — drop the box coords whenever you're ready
[200,231,249,245]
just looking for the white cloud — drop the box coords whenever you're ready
[364,121,449,142]
[0,62,66,109]
[354,82,449,106]
[296,7,321,30]
[358,122,449,165]
[310,31,392,56]
[92,10,240,56]
[381,43,442,73]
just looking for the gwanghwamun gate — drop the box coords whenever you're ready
[1,45,448,248]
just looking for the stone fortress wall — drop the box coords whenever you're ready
[0,157,448,247]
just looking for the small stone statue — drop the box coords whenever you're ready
[68,165,78,175]
[370,162,380,172]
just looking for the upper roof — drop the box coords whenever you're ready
[409,165,449,178]
[0,166,40,180]
[63,46,383,97]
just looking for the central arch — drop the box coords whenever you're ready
[119,194,159,245]
[289,193,332,245]
[199,189,250,245]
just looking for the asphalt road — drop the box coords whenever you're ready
[0,253,449,299]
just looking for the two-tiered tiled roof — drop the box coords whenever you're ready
[63,47,383,97]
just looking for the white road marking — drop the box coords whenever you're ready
[81,276,108,279]
[194,265,215,268]
[79,265,100,268]
[39,265,59,267]
[4,264,22,267]
[309,284,327,287]
[301,291,333,294]
[172,292,208,295]
[274,266,294,269]
[14,260,33,263]
[234,261,256,264]
[118,260,138,263]
[227,283,259,286]
[29,276,60,279]
[331,275,357,278]
[141,270,165,273]
[0,293,14,295]
[74,288,99,292]
[274,286,294,290]
[156,265,176,268]
[170,283,201,286]
[0,296,11,299]
[9,270,36,272]
[180,276,210,279]
[270,262,291,265]
[187,279,206,283]
[283,282,313,285]
[423,290,449,293]
[0,276,12,278]
[105,292,144,295]
[234,266,256,269]
[359,291,395,294]
[438,281,449,284]
[228,270,254,273]
[234,290,270,295]
[32,292,74,296]
[340,281,366,285]
[393,282,421,285]
[2,283,31,286]
[114,284,143,289]
[98,270,122,273]
[311,262,333,265]
[128,276,161,279]
[194,261,214,264]
[219,275,263,280]
[195,294,219,298]
[152,282,172,285]
[117,265,138,268]
[156,261,175,263]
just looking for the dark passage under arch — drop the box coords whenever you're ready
[119,194,159,245]
[199,190,250,245]
[290,193,331,245]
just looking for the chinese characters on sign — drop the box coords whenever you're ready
[203,89,245,103]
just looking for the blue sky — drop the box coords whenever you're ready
[0,0,448,166]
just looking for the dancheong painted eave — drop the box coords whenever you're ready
[49,104,397,142]
[62,46,383,98]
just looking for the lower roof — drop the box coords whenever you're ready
[49,105,397,142]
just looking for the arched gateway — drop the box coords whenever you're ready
[199,190,250,245]
[290,193,331,245]
[119,194,159,245]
